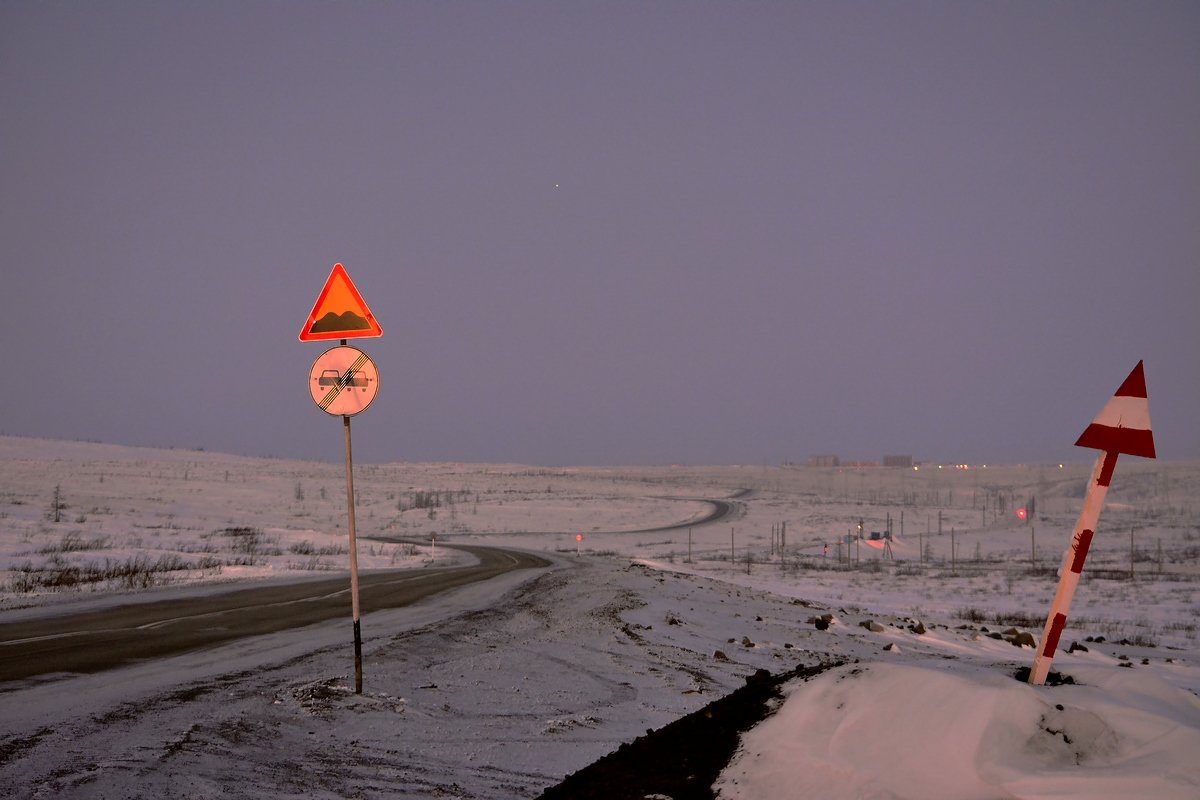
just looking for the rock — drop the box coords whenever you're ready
[1009,631,1036,648]
[883,643,900,653]
[746,668,771,686]
[909,621,927,635]
[713,650,728,661]
[741,636,755,648]
[859,620,885,633]
[1067,641,1088,653]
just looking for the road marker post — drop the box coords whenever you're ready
[300,263,382,695]
[1029,361,1155,685]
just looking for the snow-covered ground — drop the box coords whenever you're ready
[1,435,1197,798]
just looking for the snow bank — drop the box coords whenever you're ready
[716,661,1200,799]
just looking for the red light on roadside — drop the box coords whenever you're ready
[1016,508,1027,521]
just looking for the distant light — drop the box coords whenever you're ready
[1016,508,1027,521]
[913,466,919,471]
[1058,464,1064,469]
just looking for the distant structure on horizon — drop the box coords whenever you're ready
[806,454,916,468]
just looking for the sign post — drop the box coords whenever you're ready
[343,412,363,693]
[1028,361,1155,685]
[300,264,382,695]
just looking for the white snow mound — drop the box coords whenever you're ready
[715,661,1200,800]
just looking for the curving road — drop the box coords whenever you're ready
[563,489,748,538]
[624,489,750,534]
[0,545,549,685]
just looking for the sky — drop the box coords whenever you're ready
[2,1,1197,467]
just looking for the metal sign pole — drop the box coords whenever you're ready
[343,413,363,694]
[300,264,382,697]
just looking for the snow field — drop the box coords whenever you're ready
[1,436,1197,798]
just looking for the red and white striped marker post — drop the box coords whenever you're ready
[1029,361,1155,685]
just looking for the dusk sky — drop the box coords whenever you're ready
[3,2,1197,466]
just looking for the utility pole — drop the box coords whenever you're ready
[1130,526,1135,581]
[951,528,956,575]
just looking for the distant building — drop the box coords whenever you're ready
[882,455,913,468]
[807,454,840,467]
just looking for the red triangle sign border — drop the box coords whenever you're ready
[298,263,383,342]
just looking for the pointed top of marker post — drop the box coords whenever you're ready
[1074,360,1156,459]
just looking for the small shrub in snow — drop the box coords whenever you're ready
[38,534,110,554]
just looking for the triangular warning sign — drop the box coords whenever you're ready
[299,263,383,342]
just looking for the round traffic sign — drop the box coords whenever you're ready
[309,345,379,417]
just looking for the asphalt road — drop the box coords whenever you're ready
[0,545,550,684]
[637,494,745,533]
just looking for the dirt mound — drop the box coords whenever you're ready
[537,661,841,800]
